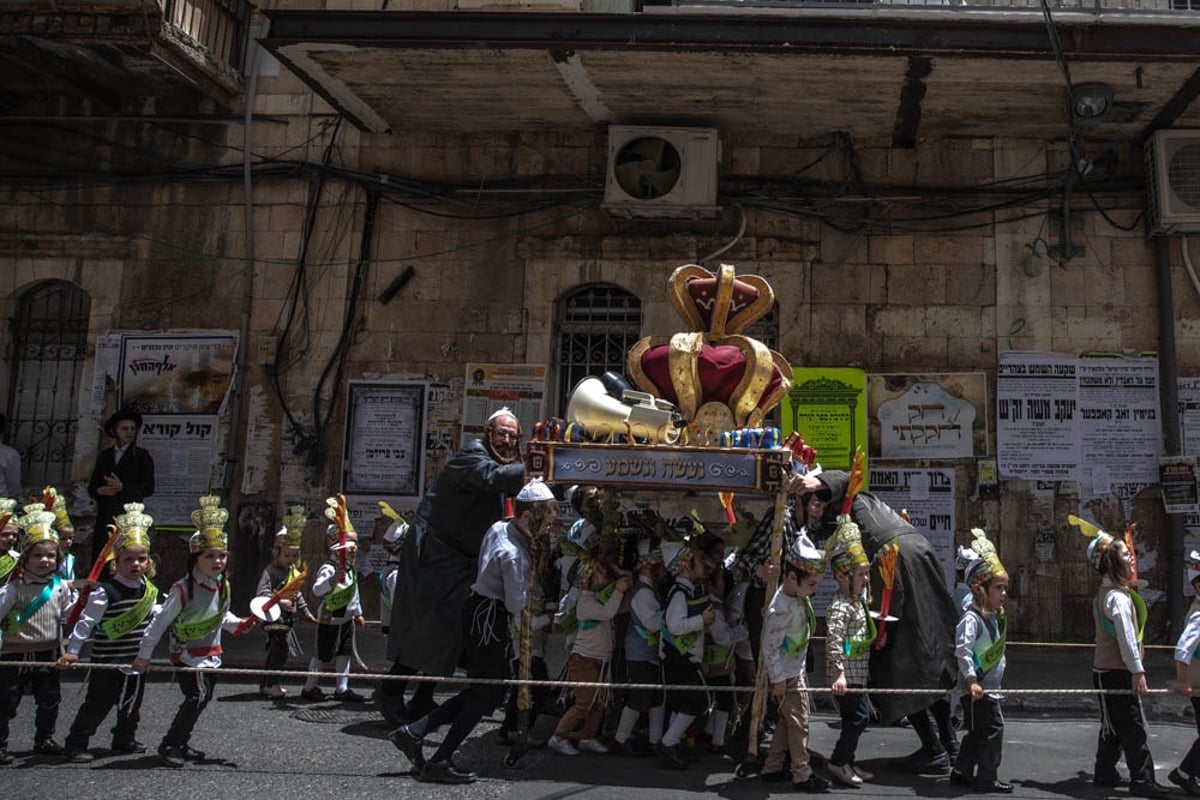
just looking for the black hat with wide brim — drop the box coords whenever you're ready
[104,408,144,438]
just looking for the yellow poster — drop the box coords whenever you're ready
[781,367,868,475]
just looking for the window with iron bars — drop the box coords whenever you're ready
[553,284,643,416]
[6,280,90,490]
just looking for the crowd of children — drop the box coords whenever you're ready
[3,481,1200,800]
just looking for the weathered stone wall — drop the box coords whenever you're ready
[1,72,1196,632]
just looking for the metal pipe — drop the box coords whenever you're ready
[1154,233,1184,636]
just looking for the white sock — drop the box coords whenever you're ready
[1180,768,1192,780]
[615,707,640,743]
[661,712,695,747]
[710,710,729,747]
[648,705,665,745]
[303,658,322,691]
[334,656,350,692]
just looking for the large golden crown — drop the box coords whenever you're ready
[18,502,59,552]
[277,504,307,548]
[189,494,229,553]
[627,263,793,436]
[113,502,153,552]
[39,486,72,529]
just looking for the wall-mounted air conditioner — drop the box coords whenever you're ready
[1146,129,1200,234]
[602,125,721,219]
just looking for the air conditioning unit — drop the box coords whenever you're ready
[1146,129,1200,234]
[603,125,721,219]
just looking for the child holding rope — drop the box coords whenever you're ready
[59,503,160,762]
[0,503,74,764]
[1168,550,1200,796]
[256,507,316,699]
[1074,516,1170,798]
[133,495,247,768]
[613,538,666,756]
[950,528,1011,793]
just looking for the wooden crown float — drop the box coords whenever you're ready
[528,263,805,494]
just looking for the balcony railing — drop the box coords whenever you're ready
[160,0,252,73]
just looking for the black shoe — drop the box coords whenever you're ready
[949,769,972,786]
[374,688,408,728]
[299,687,325,702]
[388,725,425,770]
[158,745,185,768]
[418,759,477,784]
[180,745,205,761]
[892,749,950,775]
[1171,768,1200,797]
[334,688,366,703]
[1094,770,1126,787]
[654,742,688,770]
[975,779,1013,793]
[761,769,789,782]
[611,738,650,757]
[793,774,832,793]
[65,749,95,764]
[1129,780,1173,799]
[33,739,64,756]
[0,748,11,766]
[112,739,147,754]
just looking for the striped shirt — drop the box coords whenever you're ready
[68,574,160,669]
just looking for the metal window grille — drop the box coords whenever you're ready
[6,280,90,490]
[554,284,643,415]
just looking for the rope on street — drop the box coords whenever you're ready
[5,659,1183,697]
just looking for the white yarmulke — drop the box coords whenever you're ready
[383,520,410,545]
[487,406,516,424]
[955,546,979,571]
[1188,550,1200,584]
[516,478,555,503]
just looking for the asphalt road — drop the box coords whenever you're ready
[4,674,1199,800]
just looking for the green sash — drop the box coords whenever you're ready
[324,572,357,612]
[97,579,157,640]
[1095,587,1147,644]
[663,590,711,656]
[970,610,1007,675]
[2,576,61,636]
[842,601,878,660]
[172,578,230,642]
[780,597,816,659]
[632,620,660,647]
[558,604,578,635]
[0,551,16,582]
[577,581,618,632]
[703,642,730,665]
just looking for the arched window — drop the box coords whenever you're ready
[554,284,642,415]
[6,280,90,489]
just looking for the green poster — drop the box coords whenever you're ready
[781,368,868,475]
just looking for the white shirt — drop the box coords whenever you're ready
[471,519,530,617]
[663,577,707,663]
[312,561,363,620]
[138,570,241,668]
[1099,578,1145,674]
[763,588,810,684]
[0,443,20,496]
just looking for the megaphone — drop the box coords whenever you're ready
[566,374,686,445]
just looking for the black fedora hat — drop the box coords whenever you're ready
[104,408,144,438]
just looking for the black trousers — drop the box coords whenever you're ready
[410,593,510,764]
[65,668,146,750]
[624,659,665,713]
[663,653,707,718]
[163,671,218,748]
[955,694,1004,782]
[0,649,60,748]
[830,685,871,767]
[500,655,548,736]
[1182,697,1200,776]
[262,629,290,688]
[1094,668,1154,784]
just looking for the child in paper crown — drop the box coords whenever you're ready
[824,515,875,787]
[59,502,161,762]
[655,538,716,771]
[257,506,316,699]
[0,498,19,583]
[950,528,1012,794]
[43,487,77,583]
[1167,550,1200,796]
[612,537,667,756]
[953,545,979,614]
[760,538,830,793]
[377,506,410,637]
[301,495,365,703]
[1073,515,1171,797]
[0,503,74,764]
[547,551,630,756]
[133,495,248,768]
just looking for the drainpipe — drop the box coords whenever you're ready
[1155,234,1184,636]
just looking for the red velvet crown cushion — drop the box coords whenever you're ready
[685,276,764,332]
[638,342,784,413]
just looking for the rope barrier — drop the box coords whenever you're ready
[7,659,1183,697]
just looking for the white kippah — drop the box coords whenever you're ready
[516,478,554,502]
[487,406,516,424]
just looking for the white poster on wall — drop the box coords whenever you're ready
[461,363,547,444]
[138,414,219,527]
[1180,378,1200,458]
[996,353,1079,480]
[1076,357,1161,510]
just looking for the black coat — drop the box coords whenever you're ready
[819,469,958,725]
[385,438,526,674]
[87,445,155,562]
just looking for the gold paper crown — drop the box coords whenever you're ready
[41,486,72,529]
[277,504,307,548]
[323,494,358,550]
[827,513,869,573]
[964,527,1006,587]
[18,502,59,552]
[189,495,229,553]
[0,497,16,531]
[113,502,153,553]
